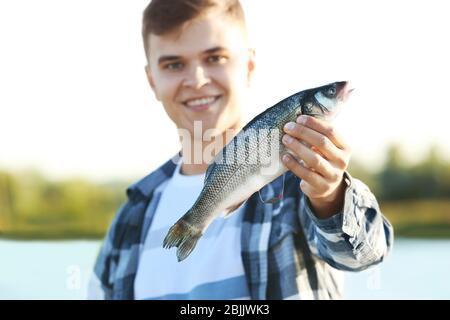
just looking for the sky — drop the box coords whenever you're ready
[0,0,449,181]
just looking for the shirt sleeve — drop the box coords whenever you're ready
[86,271,106,300]
[86,203,127,299]
[298,172,394,272]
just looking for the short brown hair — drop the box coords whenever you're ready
[142,0,247,60]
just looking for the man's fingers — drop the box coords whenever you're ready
[282,134,339,180]
[296,115,349,150]
[281,153,327,191]
[283,122,346,164]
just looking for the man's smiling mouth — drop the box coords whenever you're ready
[183,95,222,111]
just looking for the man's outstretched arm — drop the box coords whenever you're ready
[281,115,393,270]
[298,174,393,271]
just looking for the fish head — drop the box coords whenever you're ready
[301,81,353,120]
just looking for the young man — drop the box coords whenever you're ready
[88,0,393,300]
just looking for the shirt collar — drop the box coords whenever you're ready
[126,152,181,200]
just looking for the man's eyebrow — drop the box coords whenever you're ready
[158,55,181,65]
[157,47,227,64]
[203,46,227,54]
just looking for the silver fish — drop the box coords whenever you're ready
[163,81,352,261]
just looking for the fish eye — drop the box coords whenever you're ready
[326,86,336,96]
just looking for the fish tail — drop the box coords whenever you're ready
[163,219,202,262]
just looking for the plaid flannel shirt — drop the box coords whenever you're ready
[90,155,393,300]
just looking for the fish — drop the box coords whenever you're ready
[163,81,353,261]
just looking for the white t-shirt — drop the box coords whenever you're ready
[134,162,250,300]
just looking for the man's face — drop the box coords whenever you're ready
[145,12,255,139]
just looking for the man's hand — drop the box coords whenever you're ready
[281,115,351,219]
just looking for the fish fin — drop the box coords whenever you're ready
[204,150,223,183]
[204,163,215,184]
[163,219,202,262]
[223,200,246,219]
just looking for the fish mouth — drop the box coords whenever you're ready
[304,81,354,117]
[336,81,354,102]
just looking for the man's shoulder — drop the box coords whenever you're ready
[126,154,179,200]
[105,155,179,235]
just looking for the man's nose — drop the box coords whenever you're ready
[183,64,210,89]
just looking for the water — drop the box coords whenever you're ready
[0,238,449,299]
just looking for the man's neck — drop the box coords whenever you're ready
[180,121,243,176]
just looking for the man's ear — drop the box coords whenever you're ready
[247,48,256,86]
[145,65,160,101]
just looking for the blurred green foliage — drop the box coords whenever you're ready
[0,170,128,239]
[348,144,450,201]
[1,144,449,239]
[347,144,450,238]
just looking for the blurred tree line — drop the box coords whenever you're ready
[348,144,450,201]
[0,144,449,239]
[0,170,128,239]
[348,144,450,238]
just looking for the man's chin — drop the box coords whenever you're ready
[182,124,233,141]
[189,125,224,141]
[177,117,241,142]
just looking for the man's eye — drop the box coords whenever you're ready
[164,62,184,70]
[207,55,227,64]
